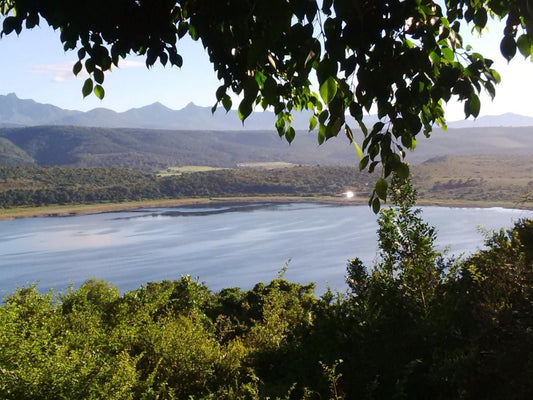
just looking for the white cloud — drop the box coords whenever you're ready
[117,60,145,68]
[28,59,145,82]
[28,61,84,82]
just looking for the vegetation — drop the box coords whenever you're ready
[0,125,362,170]
[2,156,533,211]
[2,177,533,399]
[0,165,374,209]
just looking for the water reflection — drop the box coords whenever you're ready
[0,203,532,296]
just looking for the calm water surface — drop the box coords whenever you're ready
[1,203,532,295]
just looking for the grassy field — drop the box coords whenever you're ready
[235,161,298,169]
[156,165,226,176]
[413,155,533,206]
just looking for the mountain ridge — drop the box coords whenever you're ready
[3,93,533,130]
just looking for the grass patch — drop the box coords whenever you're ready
[157,165,226,176]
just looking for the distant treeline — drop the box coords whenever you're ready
[0,165,374,208]
[2,155,533,209]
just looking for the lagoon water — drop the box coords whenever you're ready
[1,203,533,296]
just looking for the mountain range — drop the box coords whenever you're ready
[1,93,532,171]
[0,93,312,130]
[3,93,533,130]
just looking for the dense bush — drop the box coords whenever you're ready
[0,165,372,208]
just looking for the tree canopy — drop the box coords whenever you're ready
[1,0,532,209]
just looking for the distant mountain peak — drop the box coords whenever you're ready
[184,101,199,109]
[447,112,533,128]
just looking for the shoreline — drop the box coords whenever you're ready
[1,196,533,221]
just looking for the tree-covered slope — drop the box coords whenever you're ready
[1,125,533,172]
[0,138,35,166]
[1,156,532,210]
[0,126,359,170]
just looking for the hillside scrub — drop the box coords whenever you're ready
[1,178,533,399]
[2,159,533,211]
[0,165,374,209]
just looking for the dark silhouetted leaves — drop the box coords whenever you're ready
[82,78,93,98]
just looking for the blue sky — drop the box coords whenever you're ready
[0,19,532,122]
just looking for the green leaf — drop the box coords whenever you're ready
[85,59,95,74]
[517,34,531,57]
[372,197,381,214]
[222,95,232,112]
[159,52,168,66]
[368,161,379,173]
[349,102,363,121]
[309,116,317,131]
[319,76,337,104]
[370,122,385,135]
[238,98,253,121]
[345,124,354,142]
[375,178,388,201]
[500,35,517,61]
[442,47,454,62]
[2,17,19,35]
[169,52,183,67]
[490,69,501,83]
[318,110,329,125]
[429,51,440,65]
[318,124,326,144]
[25,13,40,29]
[93,69,104,84]
[178,21,189,39]
[396,163,410,179]
[82,78,93,98]
[353,141,363,160]
[473,8,487,28]
[94,85,105,100]
[189,24,199,40]
[465,94,480,118]
[73,61,83,76]
[401,133,416,150]
[359,155,369,171]
[285,126,295,143]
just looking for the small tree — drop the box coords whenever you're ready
[374,174,442,307]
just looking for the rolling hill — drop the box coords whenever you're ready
[0,124,532,171]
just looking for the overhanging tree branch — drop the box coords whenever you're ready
[1,0,532,210]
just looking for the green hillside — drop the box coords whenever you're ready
[1,125,533,172]
[0,137,35,166]
[1,156,532,210]
[0,126,358,170]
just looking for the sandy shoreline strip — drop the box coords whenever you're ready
[1,196,532,221]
